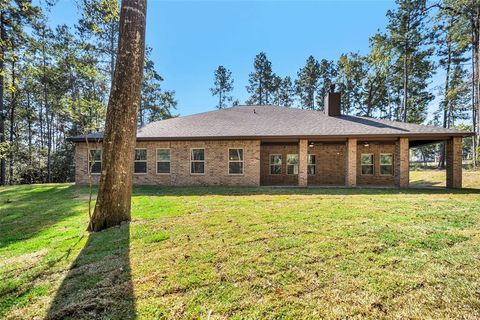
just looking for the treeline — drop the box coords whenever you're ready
[210,0,479,165]
[1,0,177,185]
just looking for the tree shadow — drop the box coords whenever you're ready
[46,223,135,320]
[409,179,445,188]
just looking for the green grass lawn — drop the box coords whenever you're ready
[1,171,480,319]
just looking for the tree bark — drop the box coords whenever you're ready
[0,11,6,186]
[9,53,15,185]
[475,4,480,167]
[402,40,409,122]
[89,0,147,232]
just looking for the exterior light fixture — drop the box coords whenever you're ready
[309,142,314,148]
[363,142,370,147]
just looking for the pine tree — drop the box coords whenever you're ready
[78,0,120,80]
[210,66,234,109]
[139,47,177,125]
[273,76,295,107]
[246,52,277,105]
[90,0,147,231]
[1,1,41,185]
[440,0,480,165]
[295,55,321,109]
[435,7,470,168]
[335,53,366,115]
[315,59,338,110]
[386,0,435,123]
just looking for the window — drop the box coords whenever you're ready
[308,154,316,175]
[361,154,374,175]
[287,154,299,175]
[380,153,394,176]
[89,149,102,174]
[191,148,205,174]
[228,148,244,175]
[270,154,282,174]
[157,149,171,174]
[134,149,147,174]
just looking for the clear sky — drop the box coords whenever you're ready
[47,0,401,117]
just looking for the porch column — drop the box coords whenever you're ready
[345,138,357,187]
[298,139,308,187]
[395,137,409,188]
[446,136,462,189]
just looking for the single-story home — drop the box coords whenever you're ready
[69,92,471,188]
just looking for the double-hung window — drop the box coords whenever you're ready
[307,154,316,175]
[286,154,299,175]
[89,149,102,174]
[157,149,171,174]
[228,148,244,175]
[361,153,374,175]
[380,153,394,176]
[134,149,147,174]
[191,148,205,174]
[270,154,282,174]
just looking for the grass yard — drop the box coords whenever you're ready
[1,170,480,319]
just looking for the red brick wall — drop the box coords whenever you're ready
[307,142,346,186]
[74,140,261,186]
[75,139,405,187]
[260,144,299,186]
[356,142,396,186]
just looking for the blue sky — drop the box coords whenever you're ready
[47,0,402,116]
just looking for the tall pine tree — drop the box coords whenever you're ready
[295,55,321,109]
[210,65,234,109]
[246,52,277,105]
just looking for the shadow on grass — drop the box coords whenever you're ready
[47,223,135,320]
[409,179,444,188]
[0,185,81,249]
[132,185,480,197]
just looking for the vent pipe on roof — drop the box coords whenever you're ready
[324,84,341,117]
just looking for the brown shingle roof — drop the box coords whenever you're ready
[69,105,472,141]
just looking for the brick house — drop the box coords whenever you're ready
[69,92,471,188]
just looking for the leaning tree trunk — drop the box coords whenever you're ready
[89,0,147,232]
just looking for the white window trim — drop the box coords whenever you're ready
[360,153,374,176]
[134,148,148,175]
[88,149,102,175]
[156,148,171,175]
[286,154,299,175]
[379,153,394,176]
[228,148,245,176]
[269,154,282,175]
[307,154,316,175]
[190,148,205,175]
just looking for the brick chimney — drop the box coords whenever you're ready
[324,84,341,116]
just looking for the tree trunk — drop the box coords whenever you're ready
[110,22,116,82]
[8,54,15,185]
[472,22,477,167]
[89,0,147,232]
[0,11,6,186]
[47,110,53,182]
[402,43,409,122]
[42,28,48,179]
[402,14,411,123]
[27,92,32,168]
[439,30,452,170]
[475,5,480,167]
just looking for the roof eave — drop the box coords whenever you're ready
[69,131,473,143]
